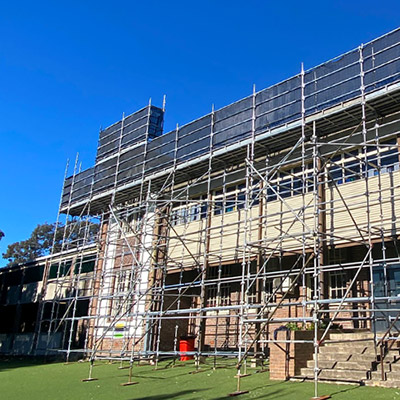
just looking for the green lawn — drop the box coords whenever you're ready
[1,358,400,400]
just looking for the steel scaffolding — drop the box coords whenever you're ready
[25,28,400,397]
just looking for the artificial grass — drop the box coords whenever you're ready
[0,358,400,400]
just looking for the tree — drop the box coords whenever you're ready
[2,223,63,266]
[2,221,99,266]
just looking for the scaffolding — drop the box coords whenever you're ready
[21,27,400,397]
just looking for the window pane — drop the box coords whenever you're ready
[237,193,245,210]
[214,201,223,215]
[225,195,235,213]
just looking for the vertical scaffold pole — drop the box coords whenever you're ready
[312,120,320,400]
[359,44,377,348]
[195,104,215,370]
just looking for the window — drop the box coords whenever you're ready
[237,192,246,210]
[171,195,208,226]
[328,247,347,265]
[177,208,188,225]
[112,269,135,316]
[292,175,302,195]
[267,186,277,202]
[170,138,400,226]
[171,209,178,226]
[206,283,231,307]
[201,196,208,219]
[328,151,363,184]
[329,154,344,184]
[206,285,218,307]
[378,138,399,173]
[247,283,257,304]
[266,165,312,201]
[307,274,317,302]
[251,179,260,206]
[207,264,231,279]
[279,177,291,199]
[263,278,275,303]
[213,184,248,215]
[190,197,200,221]
[206,265,232,307]
[122,211,142,234]
[329,272,347,299]
[329,139,399,184]
[219,284,231,306]
[225,194,235,213]
[344,149,361,183]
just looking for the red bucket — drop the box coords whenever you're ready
[179,336,196,361]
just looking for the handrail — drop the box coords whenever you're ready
[377,312,400,380]
[377,313,400,347]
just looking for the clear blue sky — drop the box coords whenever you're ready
[1,1,399,266]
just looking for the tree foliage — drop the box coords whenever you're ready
[2,221,99,266]
[2,223,62,265]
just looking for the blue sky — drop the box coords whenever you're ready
[1,1,399,265]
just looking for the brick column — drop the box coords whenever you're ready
[270,330,320,380]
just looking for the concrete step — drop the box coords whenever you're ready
[328,331,374,341]
[385,371,400,382]
[388,362,400,372]
[381,349,400,363]
[365,380,400,388]
[301,367,368,381]
[370,364,393,376]
[299,331,400,387]
[324,340,374,347]
[307,360,336,369]
[371,369,400,381]
[319,344,375,355]
[314,352,375,362]
[371,359,400,370]
[307,359,373,370]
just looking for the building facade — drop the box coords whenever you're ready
[2,28,400,388]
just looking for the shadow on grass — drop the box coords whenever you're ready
[128,388,207,399]
[210,388,288,400]
[246,379,362,400]
[132,374,167,380]
[0,356,61,372]
[329,384,361,397]
[240,381,292,400]
[131,367,207,380]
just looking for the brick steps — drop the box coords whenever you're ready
[306,359,373,370]
[370,370,400,381]
[300,331,400,387]
[312,351,376,362]
[327,331,373,341]
[301,367,368,381]
[319,344,375,354]
[366,379,400,388]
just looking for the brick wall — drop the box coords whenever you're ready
[269,330,322,380]
[98,336,145,356]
